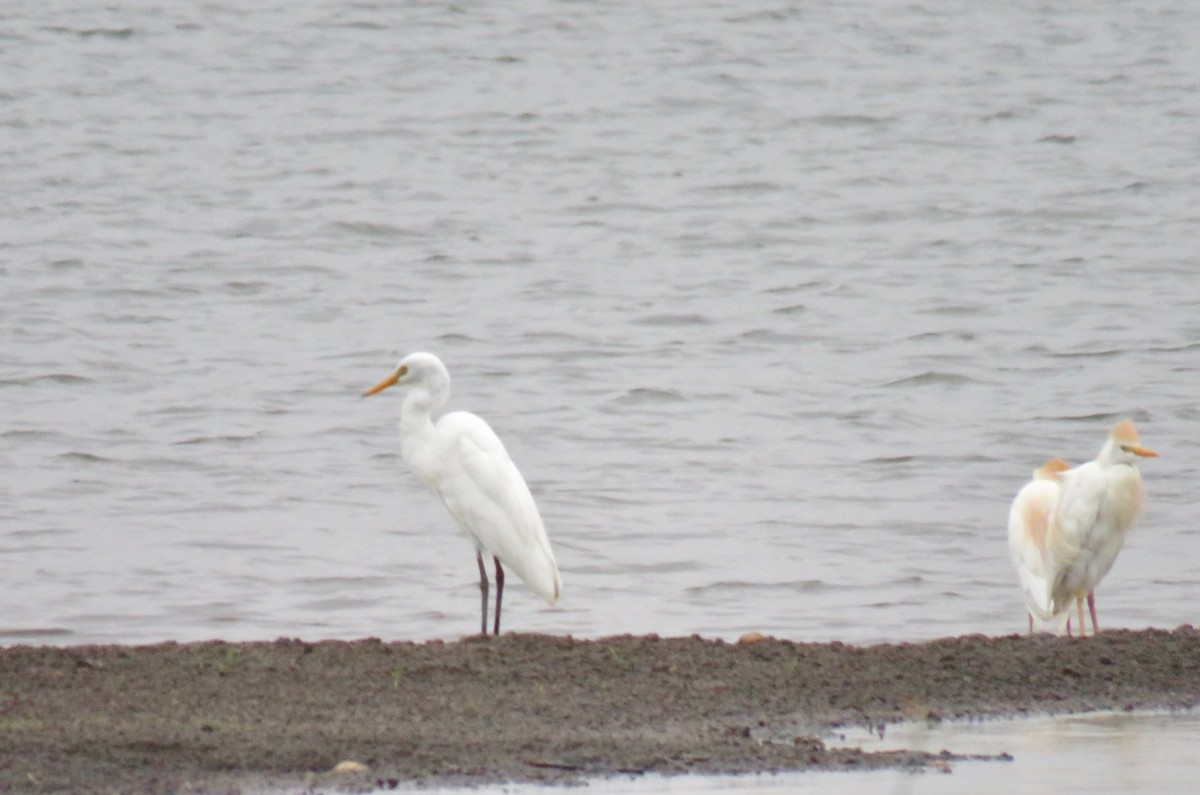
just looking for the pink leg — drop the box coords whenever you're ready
[1027,613,1034,635]
[1076,596,1087,638]
[1087,592,1099,635]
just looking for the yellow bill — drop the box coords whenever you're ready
[362,370,400,397]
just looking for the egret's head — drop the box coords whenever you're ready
[362,352,448,397]
[1035,458,1071,481]
[1107,419,1158,462]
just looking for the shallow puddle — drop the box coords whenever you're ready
[412,710,1200,795]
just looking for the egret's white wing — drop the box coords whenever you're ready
[433,411,561,604]
[1048,463,1106,612]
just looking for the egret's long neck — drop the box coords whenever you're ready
[1096,437,1134,468]
[398,389,434,457]
[398,379,449,462]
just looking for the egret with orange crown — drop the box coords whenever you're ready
[1047,419,1157,636]
[1008,458,1072,634]
[363,352,561,636]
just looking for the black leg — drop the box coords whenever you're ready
[493,556,505,636]
[476,551,489,636]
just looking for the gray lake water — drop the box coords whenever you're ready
[3,1,1199,653]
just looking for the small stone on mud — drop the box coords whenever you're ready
[331,760,370,774]
[737,631,769,645]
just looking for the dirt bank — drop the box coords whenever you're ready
[2,628,1199,794]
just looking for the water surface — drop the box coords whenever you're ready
[413,711,1200,795]
[2,1,1198,649]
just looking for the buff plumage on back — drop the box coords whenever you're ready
[1021,458,1070,556]
[1009,457,1071,627]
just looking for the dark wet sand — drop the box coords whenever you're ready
[3,628,1200,794]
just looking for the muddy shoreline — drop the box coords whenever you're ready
[2,628,1199,794]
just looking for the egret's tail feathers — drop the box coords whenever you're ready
[534,566,562,606]
[1024,576,1056,621]
[511,555,561,607]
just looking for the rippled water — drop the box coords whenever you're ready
[3,1,1199,647]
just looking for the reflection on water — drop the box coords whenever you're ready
[831,710,1200,795]
[413,711,1200,795]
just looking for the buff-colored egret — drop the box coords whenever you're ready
[363,352,561,635]
[1008,458,1072,635]
[1048,419,1157,636]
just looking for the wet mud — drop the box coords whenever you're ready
[2,628,1199,793]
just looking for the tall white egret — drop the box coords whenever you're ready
[1008,458,1072,635]
[1047,419,1157,636]
[363,352,561,636]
